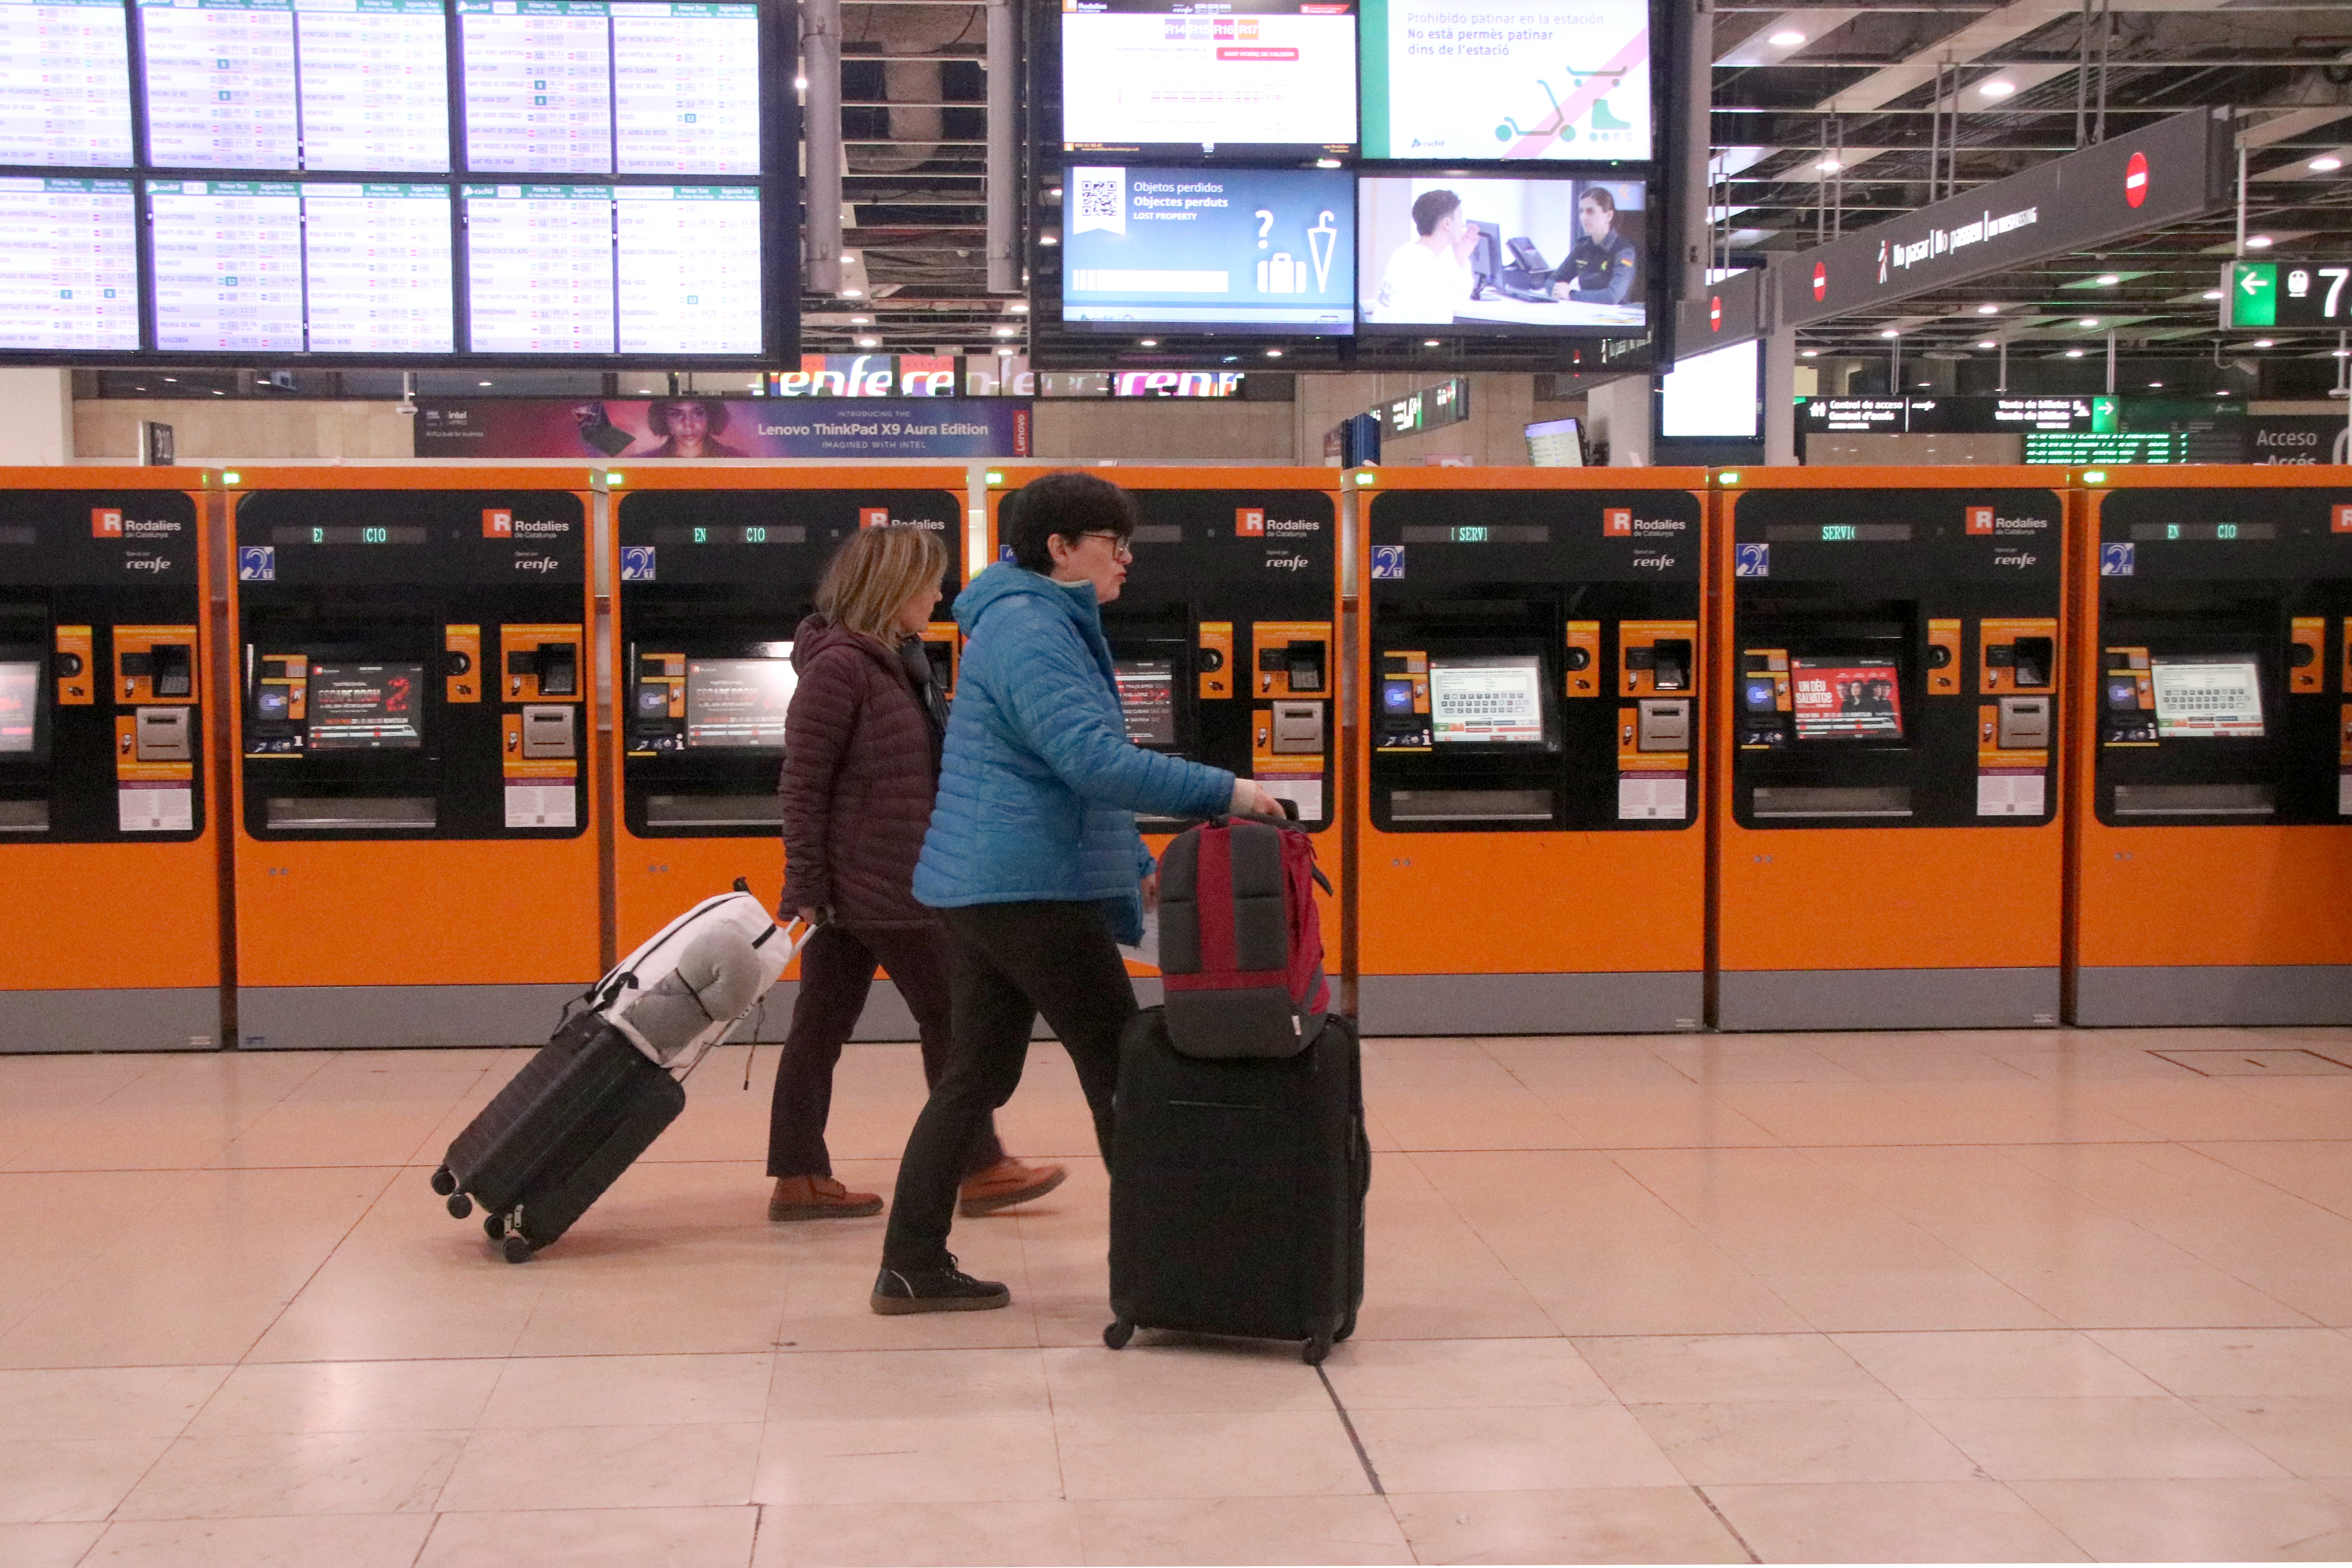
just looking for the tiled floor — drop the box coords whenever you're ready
[4,1026,2352,1564]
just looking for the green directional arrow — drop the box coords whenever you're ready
[2228,261,2277,328]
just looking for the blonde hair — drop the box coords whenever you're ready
[814,524,949,641]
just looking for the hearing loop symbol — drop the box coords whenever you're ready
[1307,210,1338,293]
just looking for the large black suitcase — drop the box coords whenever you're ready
[1105,1007,1368,1364]
[430,1009,687,1263]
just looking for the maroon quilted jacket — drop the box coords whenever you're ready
[777,614,947,931]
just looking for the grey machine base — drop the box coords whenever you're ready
[237,984,589,1050]
[2075,965,2352,1028]
[1357,972,1703,1036]
[0,988,220,1054]
[748,978,1163,1044]
[1718,968,2061,1032]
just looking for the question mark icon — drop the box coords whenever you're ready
[1255,209,1274,249]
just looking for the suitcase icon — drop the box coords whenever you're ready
[1256,253,1301,294]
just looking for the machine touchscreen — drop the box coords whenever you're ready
[1789,657,1904,740]
[1113,659,1177,748]
[1428,654,1546,744]
[307,663,425,750]
[685,658,796,748]
[0,660,35,754]
[2150,655,2264,737]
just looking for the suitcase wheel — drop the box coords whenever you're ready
[1102,1317,1134,1351]
[445,1193,473,1220]
[502,1234,535,1265]
[483,1213,507,1243]
[1302,1334,1332,1366]
[429,1166,457,1197]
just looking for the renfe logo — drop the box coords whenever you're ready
[1235,507,1266,537]
[2334,504,2352,534]
[1966,505,1995,536]
[1603,508,1632,537]
[859,507,889,528]
[90,508,122,538]
[481,509,513,538]
[2124,151,2149,208]
[1812,262,1828,302]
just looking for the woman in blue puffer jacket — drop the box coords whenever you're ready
[871,471,1281,1314]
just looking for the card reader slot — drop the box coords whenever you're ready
[266,796,437,830]
[1751,785,1913,818]
[1388,788,1555,822]
[2112,783,2275,816]
[645,794,784,828]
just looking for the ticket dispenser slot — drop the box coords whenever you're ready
[1996,696,2050,751]
[134,707,192,762]
[520,705,577,759]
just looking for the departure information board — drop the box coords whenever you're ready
[612,2,760,173]
[293,0,451,171]
[464,183,617,353]
[0,0,134,166]
[139,0,300,169]
[0,178,139,349]
[149,179,304,350]
[458,0,612,173]
[301,182,454,351]
[615,184,759,352]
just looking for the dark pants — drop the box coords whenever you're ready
[767,921,1005,1181]
[880,900,1136,1272]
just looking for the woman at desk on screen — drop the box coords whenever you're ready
[1551,188,1637,305]
[1370,189,1477,324]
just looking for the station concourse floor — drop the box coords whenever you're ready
[6,1029,2352,1566]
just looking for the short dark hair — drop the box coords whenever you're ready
[646,398,729,436]
[1580,186,1617,218]
[1004,471,1138,572]
[1411,189,1461,237]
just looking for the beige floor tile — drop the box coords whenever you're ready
[2231,1267,2352,1329]
[1528,1268,1816,1338]
[2009,1476,2352,1561]
[0,1365,228,1440]
[0,1523,106,1568]
[0,1279,297,1370]
[186,1360,502,1436]
[478,1354,773,1429]
[1072,1496,1410,1566]
[1319,1336,1616,1409]
[0,1437,173,1523]
[1705,1480,2089,1563]
[2088,1327,2352,1395]
[2189,1395,2352,1477]
[1830,1330,2169,1400]
[1909,1395,2288,1480]
[1575,1333,1889,1404]
[1629,1399,1981,1485]
[752,1414,1064,1505]
[1054,1409,1369,1500]
[83,1513,438,1568]
[439,1423,763,1513]
[770,1349,1050,1423]
[113,1429,464,1519]
[1349,1404,1685,1493]
[1043,1342,1327,1414]
[1387,1486,1746,1565]
[1991,1264,2317,1329]
[1755,1270,2064,1333]
[418,1505,758,1568]
[242,1278,547,1365]
[754,1500,1081,1568]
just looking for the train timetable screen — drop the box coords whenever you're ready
[1113,658,1177,747]
[1428,654,1544,744]
[1790,657,1904,740]
[2151,655,2265,738]
[0,660,36,753]
[1061,0,1357,155]
[0,0,135,167]
[0,178,139,351]
[685,657,795,748]
[307,661,424,748]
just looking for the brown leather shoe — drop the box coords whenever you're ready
[769,1175,883,1221]
[958,1158,1068,1217]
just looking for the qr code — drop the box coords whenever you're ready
[1071,168,1124,234]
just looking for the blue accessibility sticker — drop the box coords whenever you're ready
[2099,542,2135,577]
[1734,542,1770,578]
[1370,544,1406,579]
[237,545,274,582]
[620,544,657,581]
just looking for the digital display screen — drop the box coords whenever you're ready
[293,0,450,171]
[1428,653,1544,744]
[463,185,615,353]
[1659,340,1758,439]
[147,180,303,352]
[1766,524,1913,543]
[0,178,139,351]
[271,525,429,544]
[2128,522,2278,542]
[1357,176,1646,335]
[299,183,455,353]
[2151,655,2264,738]
[1360,0,1650,161]
[1062,165,1354,333]
[1790,657,1903,741]
[138,0,299,171]
[1061,0,1357,157]
[1397,525,1550,544]
[611,3,761,174]
[649,524,807,545]
[1525,416,1582,466]
[0,0,134,167]
[307,661,424,748]
[0,660,37,753]
[1113,658,1176,747]
[615,186,763,354]
[685,657,795,748]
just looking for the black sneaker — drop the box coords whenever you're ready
[870,1255,1012,1315]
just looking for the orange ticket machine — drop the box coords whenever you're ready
[1716,468,2067,1030]
[226,469,600,1048]
[2073,469,2352,1024]
[1354,469,1707,1034]
[0,471,219,1052]
[610,467,966,1036]
[985,467,1342,1005]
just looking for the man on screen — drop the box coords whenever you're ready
[1370,188,1478,325]
[1550,187,1637,305]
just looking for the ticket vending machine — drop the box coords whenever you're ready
[1354,470,1707,1034]
[1716,468,2068,1030]
[984,467,1342,1003]
[0,471,219,1052]
[227,469,600,1048]
[610,467,967,1034]
[2073,469,2352,1024]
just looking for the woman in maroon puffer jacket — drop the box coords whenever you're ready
[768,523,1065,1221]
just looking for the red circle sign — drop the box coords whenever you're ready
[1812,262,1827,301]
[1709,295,1722,330]
[2124,151,2148,208]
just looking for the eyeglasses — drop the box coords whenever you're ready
[1075,530,1133,562]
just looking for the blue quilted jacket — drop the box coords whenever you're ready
[914,563,1235,942]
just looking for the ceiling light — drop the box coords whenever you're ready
[793,75,808,90]
[1315,158,1341,168]
[1799,348,1818,357]
[1978,78,2016,98]
[1769,29,1805,47]
[1977,339,1996,349]
[1040,233,1059,246]
[477,380,492,387]
[856,336,879,347]
[2253,337,2275,348]
[1265,348,1283,357]
[849,314,871,324]
[1814,157,1842,173]
[1007,301,1029,313]
[2064,349,2085,358]
[1879,328,1899,338]
[1424,338,1441,347]
[2148,380,2163,387]
[1138,338,1157,347]
[2094,273,2120,286]
[992,326,1017,337]
[2246,234,2274,250]
[1976,303,1999,314]
[2311,155,2345,173]
[841,287,863,297]
[2201,290,2223,301]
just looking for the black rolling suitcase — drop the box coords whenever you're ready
[1103,812,1368,1364]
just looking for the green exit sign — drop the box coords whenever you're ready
[2223,259,2352,328]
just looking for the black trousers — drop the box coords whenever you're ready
[767,920,1005,1181]
[880,900,1136,1272]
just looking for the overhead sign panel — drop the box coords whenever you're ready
[2222,260,2352,330]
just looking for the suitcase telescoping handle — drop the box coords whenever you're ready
[740,910,822,1090]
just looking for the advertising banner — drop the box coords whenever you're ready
[414,398,1032,460]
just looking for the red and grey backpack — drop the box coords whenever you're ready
[1155,814,1332,1058]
